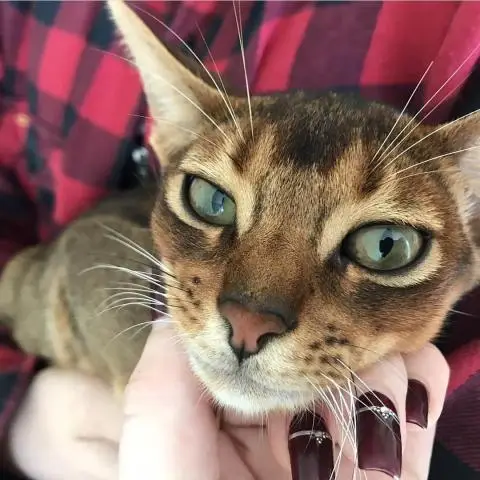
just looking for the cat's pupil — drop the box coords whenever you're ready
[379,233,394,258]
[211,190,225,215]
[344,223,424,271]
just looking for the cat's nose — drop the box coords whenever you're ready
[218,299,290,363]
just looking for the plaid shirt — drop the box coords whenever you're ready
[0,1,479,478]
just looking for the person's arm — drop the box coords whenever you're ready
[0,2,47,471]
[0,328,46,476]
[0,157,46,478]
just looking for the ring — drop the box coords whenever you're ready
[356,405,399,422]
[288,430,332,444]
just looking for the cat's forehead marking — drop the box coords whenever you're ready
[226,124,446,260]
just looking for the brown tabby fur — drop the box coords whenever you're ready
[0,0,479,413]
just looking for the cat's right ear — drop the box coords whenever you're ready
[107,0,226,162]
[440,111,480,198]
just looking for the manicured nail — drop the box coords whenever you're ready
[406,379,429,428]
[356,391,402,478]
[288,412,334,480]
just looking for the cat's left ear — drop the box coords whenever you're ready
[107,0,228,162]
[441,111,480,196]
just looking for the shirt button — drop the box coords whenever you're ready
[131,146,150,180]
[15,113,30,128]
[132,146,149,164]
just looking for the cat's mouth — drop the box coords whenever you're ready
[187,346,314,414]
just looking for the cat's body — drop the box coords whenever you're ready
[1,0,479,414]
[0,186,156,394]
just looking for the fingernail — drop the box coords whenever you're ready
[406,380,429,428]
[356,391,402,479]
[288,412,334,480]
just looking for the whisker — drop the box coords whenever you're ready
[335,359,400,432]
[100,291,164,309]
[98,295,166,314]
[101,49,230,141]
[99,253,154,270]
[378,106,480,172]
[369,61,433,167]
[105,278,190,298]
[98,290,157,309]
[346,379,359,480]
[132,4,243,140]
[89,227,186,290]
[323,360,397,436]
[449,308,476,317]
[374,42,480,169]
[381,167,460,186]
[130,114,222,148]
[104,317,186,352]
[232,0,254,139]
[106,319,160,347]
[382,145,480,184]
[195,21,243,139]
[98,224,175,276]
[418,79,462,126]
[103,284,165,295]
[305,376,357,464]
[377,79,459,170]
[324,385,354,480]
[82,264,165,291]
[99,300,166,316]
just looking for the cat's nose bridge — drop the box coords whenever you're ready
[221,233,311,318]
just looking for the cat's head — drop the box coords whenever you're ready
[109,0,480,414]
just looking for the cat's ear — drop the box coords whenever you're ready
[107,0,225,162]
[441,111,480,198]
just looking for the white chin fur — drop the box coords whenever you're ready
[188,355,311,415]
[211,387,312,416]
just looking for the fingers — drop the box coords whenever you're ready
[401,344,449,479]
[281,344,449,480]
[323,354,408,479]
[275,354,408,480]
[119,321,219,480]
[220,426,290,480]
[403,343,449,429]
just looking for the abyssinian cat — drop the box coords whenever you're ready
[0,0,479,414]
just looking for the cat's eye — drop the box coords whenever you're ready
[343,224,425,271]
[186,176,236,226]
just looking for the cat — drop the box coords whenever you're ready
[0,0,479,415]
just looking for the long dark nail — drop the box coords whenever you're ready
[288,412,334,480]
[356,391,402,478]
[406,380,429,428]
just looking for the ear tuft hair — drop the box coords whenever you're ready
[107,0,225,161]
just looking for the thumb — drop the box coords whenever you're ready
[119,320,219,480]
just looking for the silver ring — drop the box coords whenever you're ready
[356,405,398,422]
[288,430,331,444]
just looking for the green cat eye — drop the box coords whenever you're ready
[186,176,236,226]
[343,224,424,271]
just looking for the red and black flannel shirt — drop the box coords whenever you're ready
[0,1,479,478]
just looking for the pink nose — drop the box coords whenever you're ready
[218,300,288,361]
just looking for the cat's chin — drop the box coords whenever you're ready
[188,350,312,415]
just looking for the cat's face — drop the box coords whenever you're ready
[109,0,480,414]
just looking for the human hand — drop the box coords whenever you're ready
[7,320,449,480]
[120,321,449,480]
[7,367,123,480]
[276,343,450,479]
